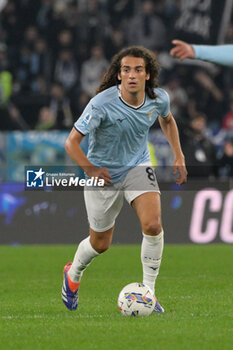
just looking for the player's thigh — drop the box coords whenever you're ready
[131,192,162,234]
[123,164,161,225]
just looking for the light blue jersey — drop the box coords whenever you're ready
[193,44,233,67]
[74,86,170,183]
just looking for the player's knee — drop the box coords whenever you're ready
[142,218,162,236]
[92,240,110,254]
[90,227,113,254]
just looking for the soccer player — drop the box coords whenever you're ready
[170,40,233,67]
[62,46,187,313]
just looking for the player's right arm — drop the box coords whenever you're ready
[65,127,112,185]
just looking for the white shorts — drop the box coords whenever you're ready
[84,163,160,232]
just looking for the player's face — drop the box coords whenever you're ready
[118,56,150,97]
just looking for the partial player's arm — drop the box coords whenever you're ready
[158,112,187,185]
[170,40,195,61]
[192,44,233,67]
[65,127,112,185]
[170,39,233,67]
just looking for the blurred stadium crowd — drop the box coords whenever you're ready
[0,0,232,178]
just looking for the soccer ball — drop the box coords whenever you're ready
[117,282,155,317]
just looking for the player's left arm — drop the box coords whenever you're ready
[158,112,187,185]
[192,44,233,67]
[170,40,233,67]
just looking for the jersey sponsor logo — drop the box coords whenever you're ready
[81,113,92,127]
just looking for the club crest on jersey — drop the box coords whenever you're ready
[147,109,156,121]
[81,113,92,127]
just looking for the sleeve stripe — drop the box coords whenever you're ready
[74,125,87,136]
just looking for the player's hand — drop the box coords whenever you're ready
[86,166,112,187]
[172,157,188,185]
[170,40,195,61]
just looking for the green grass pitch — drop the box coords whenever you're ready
[0,244,232,350]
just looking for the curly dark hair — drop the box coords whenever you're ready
[96,46,160,99]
